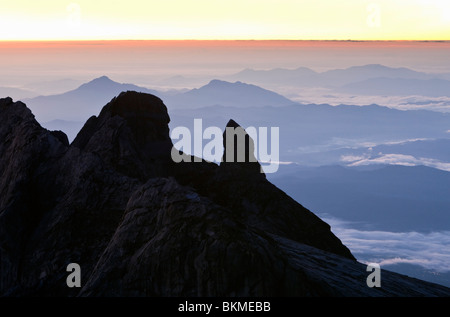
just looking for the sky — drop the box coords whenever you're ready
[0,0,450,40]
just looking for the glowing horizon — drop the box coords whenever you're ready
[1,0,450,41]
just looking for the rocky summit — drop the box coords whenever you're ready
[0,92,449,296]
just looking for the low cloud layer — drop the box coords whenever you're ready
[322,215,450,273]
[287,89,450,113]
[341,153,450,172]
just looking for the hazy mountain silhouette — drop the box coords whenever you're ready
[23,76,161,122]
[26,77,297,142]
[2,94,449,296]
[24,76,450,157]
[225,64,449,88]
[163,79,295,109]
[227,67,320,87]
[24,77,295,130]
[322,64,434,83]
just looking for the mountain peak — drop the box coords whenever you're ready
[207,79,231,86]
[360,64,387,69]
[207,79,247,87]
[167,79,294,109]
[220,118,264,177]
[101,90,167,119]
[225,118,240,128]
[91,75,114,83]
[78,76,117,90]
[0,96,13,107]
[72,91,172,180]
[348,64,417,73]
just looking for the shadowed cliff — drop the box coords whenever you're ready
[1,92,449,296]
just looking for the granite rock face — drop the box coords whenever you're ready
[1,92,449,296]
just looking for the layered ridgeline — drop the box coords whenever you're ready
[0,93,449,296]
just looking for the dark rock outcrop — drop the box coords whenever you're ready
[72,91,173,180]
[1,92,449,297]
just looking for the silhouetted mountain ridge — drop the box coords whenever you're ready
[1,93,449,296]
[225,64,450,94]
[23,76,160,122]
[163,79,294,108]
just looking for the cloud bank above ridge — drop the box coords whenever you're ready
[323,216,450,273]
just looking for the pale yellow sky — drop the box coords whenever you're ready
[0,0,449,40]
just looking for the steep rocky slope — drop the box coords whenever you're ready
[0,93,449,296]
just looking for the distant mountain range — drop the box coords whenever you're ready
[163,79,295,109]
[21,76,450,158]
[24,77,294,123]
[224,64,450,97]
[226,67,320,87]
[6,64,450,108]
[227,64,450,85]
[23,76,159,122]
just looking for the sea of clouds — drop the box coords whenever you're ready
[322,215,450,273]
[286,89,450,113]
[341,153,450,172]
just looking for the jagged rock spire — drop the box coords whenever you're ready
[221,118,265,176]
